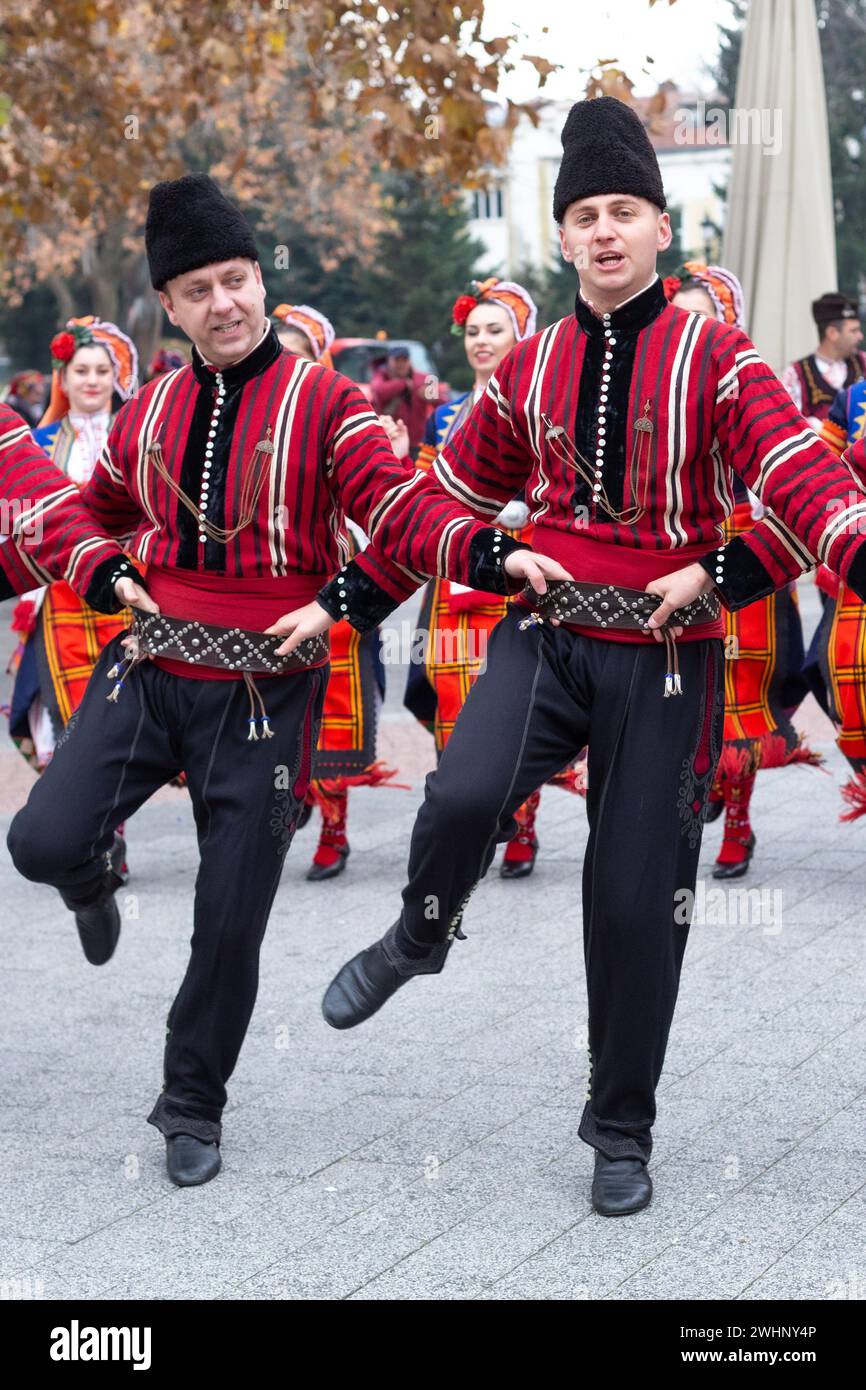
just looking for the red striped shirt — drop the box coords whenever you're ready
[430,295,866,608]
[82,342,492,611]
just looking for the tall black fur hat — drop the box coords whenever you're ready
[811,292,859,331]
[146,174,259,290]
[552,96,666,224]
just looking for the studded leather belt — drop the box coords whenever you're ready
[127,610,329,674]
[104,610,329,739]
[517,580,721,696]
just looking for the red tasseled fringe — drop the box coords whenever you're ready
[549,762,588,798]
[716,733,825,783]
[840,770,866,823]
[715,743,753,782]
[308,762,409,823]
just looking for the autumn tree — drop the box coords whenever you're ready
[0,1,553,363]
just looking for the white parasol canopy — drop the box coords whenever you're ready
[721,0,837,373]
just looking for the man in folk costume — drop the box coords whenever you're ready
[407,276,584,878]
[273,302,404,881]
[668,265,816,880]
[8,319,138,791]
[811,378,866,819]
[0,402,147,610]
[6,174,561,1189]
[277,98,866,1216]
[370,344,445,458]
[781,292,865,431]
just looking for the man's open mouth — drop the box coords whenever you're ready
[213,320,243,334]
[595,252,625,268]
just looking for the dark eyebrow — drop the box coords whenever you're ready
[572,199,639,213]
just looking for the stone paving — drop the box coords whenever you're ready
[0,580,863,1301]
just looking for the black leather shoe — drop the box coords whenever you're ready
[499,836,538,879]
[712,830,756,879]
[591,1152,653,1216]
[165,1134,221,1187]
[306,843,350,881]
[74,889,121,965]
[322,938,408,1029]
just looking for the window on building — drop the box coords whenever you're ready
[471,187,504,220]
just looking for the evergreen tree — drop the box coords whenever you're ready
[657,204,687,274]
[509,259,574,333]
[257,172,486,390]
[716,0,747,109]
[816,0,866,300]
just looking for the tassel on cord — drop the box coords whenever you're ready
[518,610,545,631]
[106,633,144,704]
[662,627,682,697]
[243,671,275,740]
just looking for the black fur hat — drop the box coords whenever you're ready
[812,292,859,332]
[146,174,259,290]
[552,96,666,224]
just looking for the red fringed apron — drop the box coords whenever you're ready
[716,500,819,780]
[817,581,866,821]
[308,618,405,800]
[424,578,511,752]
[40,580,128,727]
[307,524,406,818]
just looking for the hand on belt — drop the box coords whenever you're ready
[517,579,720,697]
[103,609,329,738]
[128,610,328,674]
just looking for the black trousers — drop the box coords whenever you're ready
[7,635,327,1144]
[399,606,725,1163]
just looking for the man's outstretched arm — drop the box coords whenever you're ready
[317,369,548,629]
[0,405,154,614]
[705,335,866,606]
[650,338,866,628]
[269,363,570,652]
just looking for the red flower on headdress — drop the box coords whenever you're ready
[662,276,682,302]
[49,331,77,363]
[451,294,478,329]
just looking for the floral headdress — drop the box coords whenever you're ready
[272,303,335,364]
[42,315,139,426]
[451,277,538,342]
[663,261,745,330]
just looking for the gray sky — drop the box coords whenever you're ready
[481,0,735,100]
